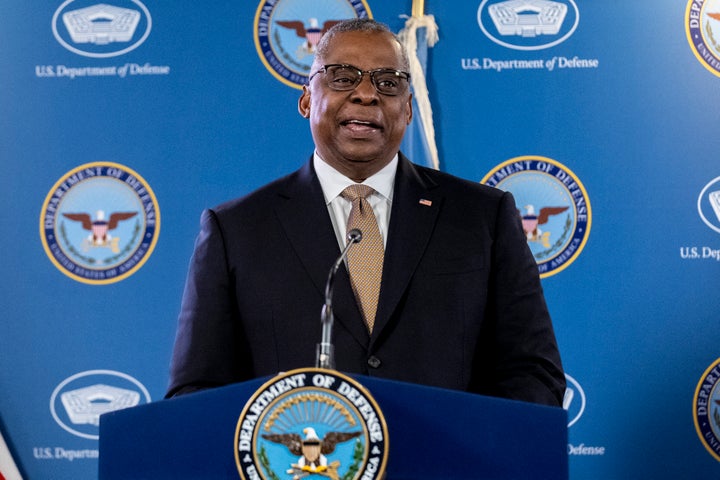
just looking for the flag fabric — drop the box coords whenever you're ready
[398,11,440,170]
[0,429,22,480]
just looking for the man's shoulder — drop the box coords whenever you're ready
[409,161,505,200]
[212,164,310,216]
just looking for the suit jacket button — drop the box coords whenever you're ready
[367,356,381,369]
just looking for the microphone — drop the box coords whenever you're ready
[316,228,362,369]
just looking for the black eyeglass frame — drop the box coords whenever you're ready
[307,63,411,96]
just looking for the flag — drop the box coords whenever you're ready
[398,2,440,170]
[0,429,22,480]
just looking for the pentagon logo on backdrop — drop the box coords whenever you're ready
[52,0,152,58]
[50,370,151,440]
[563,373,586,428]
[253,0,372,89]
[40,162,160,285]
[686,0,720,77]
[698,176,720,234]
[693,358,720,461]
[235,369,388,480]
[477,0,579,50]
[564,373,606,456]
[482,156,591,277]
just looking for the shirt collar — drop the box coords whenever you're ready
[314,152,397,204]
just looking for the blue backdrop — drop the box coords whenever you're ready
[1,1,719,478]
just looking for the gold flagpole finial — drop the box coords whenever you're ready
[411,0,425,18]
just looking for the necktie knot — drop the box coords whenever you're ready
[341,184,375,202]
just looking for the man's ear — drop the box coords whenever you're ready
[298,86,311,118]
[406,93,413,125]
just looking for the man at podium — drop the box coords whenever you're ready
[166,19,565,407]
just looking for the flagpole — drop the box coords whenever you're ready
[412,0,424,18]
[399,0,440,170]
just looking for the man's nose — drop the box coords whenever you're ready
[350,73,379,102]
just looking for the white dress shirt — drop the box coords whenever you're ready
[313,152,397,250]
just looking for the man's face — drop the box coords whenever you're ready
[299,30,412,181]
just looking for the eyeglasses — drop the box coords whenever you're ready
[308,64,411,96]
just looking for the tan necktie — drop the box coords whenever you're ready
[341,184,385,332]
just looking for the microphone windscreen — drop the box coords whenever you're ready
[347,228,362,243]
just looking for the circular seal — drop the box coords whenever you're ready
[481,155,591,278]
[693,358,720,461]
[477,0,580,51]
[253,0,372,89]
[52,0,152,58]
[235,368,388,480]
[685,0,720,78]
[39,162,160,285]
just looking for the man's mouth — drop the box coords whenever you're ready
[340,119,381,132]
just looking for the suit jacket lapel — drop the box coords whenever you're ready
[372,155,441,342]
[274,158,370,348]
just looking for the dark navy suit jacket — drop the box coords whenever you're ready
[167,154,565,406]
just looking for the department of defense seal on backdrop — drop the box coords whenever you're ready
[235,368,388,480]
[693,358,720,461]
[253,0,372,89]
[40,162,160,284]
[686,0,720,77]
[482,155,591,277]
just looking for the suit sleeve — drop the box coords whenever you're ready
[471,191,566,406]
[165,209,253,397]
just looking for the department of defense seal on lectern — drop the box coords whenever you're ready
[234,368,388,480]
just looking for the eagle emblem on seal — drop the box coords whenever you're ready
[262,427,361,479]
[62,210,138,252]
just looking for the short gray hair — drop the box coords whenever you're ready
[314,18,409,71]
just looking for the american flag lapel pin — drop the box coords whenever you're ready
[419,198,432,207]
